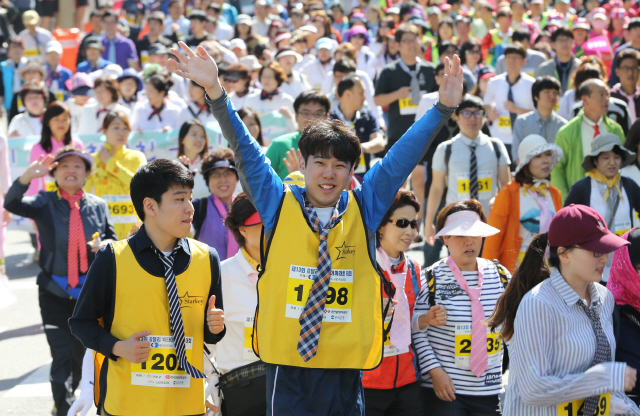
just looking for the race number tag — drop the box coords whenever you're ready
[383,316,409,357]
[498,117,511,128]
[54,92,65,102]
[398,97,418,115]
[456,171,493,196]
[45,176,57,192]
[141,51,149,65]
[285,265,353,323]
[454,324,502,370]
[614,218,631,237]
[131,335,193,388]
[24,49,39,57]
[557,393,610,416]
[102,195,138,224]
[243,316,258,360]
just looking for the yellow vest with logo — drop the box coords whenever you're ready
[253,189,384,369]
[104,239,210,416]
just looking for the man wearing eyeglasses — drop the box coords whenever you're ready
[610,49,640,123]
[424,95,511,246]
[265,91,331,179]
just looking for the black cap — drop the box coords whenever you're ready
[188,9,207,21]
[148,43,169,56]
[629,17,640,31]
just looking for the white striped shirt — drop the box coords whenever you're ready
[503,269,640,415]
[412,258,509,396]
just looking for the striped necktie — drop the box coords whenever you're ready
[469,142,478,200]
[155,247,206,379]
[507,75,521,128]
[578,300,611,416]
[297,196,341,361]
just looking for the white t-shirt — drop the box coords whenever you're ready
[76,102,131,135]
[432,133,511,216]
[483,73,535,145]
[279,71,311,101]
[7,113,42,137]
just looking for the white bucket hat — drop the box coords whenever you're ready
[514,134,564,174]
[435,210,500,238]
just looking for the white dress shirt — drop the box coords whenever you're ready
[279,71,311,101]
[76,102,131,135]
[130,99,183,132]
[580,115,608,158]
[301,59,334,91]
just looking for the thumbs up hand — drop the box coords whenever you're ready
[207,295,225,335]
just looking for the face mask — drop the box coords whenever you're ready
[592,20,607,30]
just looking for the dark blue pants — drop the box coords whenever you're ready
[421,387,500,416]
[364,382,422,416]
[266,364,364,416]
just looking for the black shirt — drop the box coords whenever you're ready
[69,224,226,362]
[135,35,176,62]
[185,33,215,48]
[374,59,437,147]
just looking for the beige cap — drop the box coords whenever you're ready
[23,10,40,25]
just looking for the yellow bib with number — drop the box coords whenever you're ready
[24,49,39,57]
[45,177,58,192]
[253,188,383,369]
[457,171,493,197]
[498,117,512,128]
[454,323,502,370]
[105,239,211,416]
[398,97,419,115]
[243,316,258,360]
[557,393,610,416]
[102,195,138,224]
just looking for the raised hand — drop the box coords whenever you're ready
[438,55,464,109]
[19,154,58,185]
[207,295,225,335]
[168,41,222,99]
[283,148,302,174]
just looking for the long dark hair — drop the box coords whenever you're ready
[459,40,482,66]
[41,101,72,153]
[237,107,264,146]
[487,233,559,341]
[178,119,209,160]
[624,118,640,158]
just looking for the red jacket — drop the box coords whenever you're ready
[362,255,422,390]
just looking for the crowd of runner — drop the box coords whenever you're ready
[1,0,640,415]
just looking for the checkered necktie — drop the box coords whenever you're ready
[469,142,478,200]
[155,247,206,379]
[578,300,611,415]
[297,196,341,362]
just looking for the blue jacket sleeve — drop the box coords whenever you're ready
[206,91,284,231]
[354,101,454,231]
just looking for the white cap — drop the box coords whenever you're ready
[91,63,123,80]
[229,38,247,50]
[299,24,318,33]
[45,40,63,55]
[386,6,400,14]
[434,210,500,238]
[515,134,564,174]
[239,55,262,70]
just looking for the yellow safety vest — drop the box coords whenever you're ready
[104,239,210,416]
[253,189,384,369]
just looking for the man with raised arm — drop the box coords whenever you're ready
[168,41,464,416]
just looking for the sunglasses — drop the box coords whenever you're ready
[389,219,419,229]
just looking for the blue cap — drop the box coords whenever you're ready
[117,68,144,92]
[315,37,334,51]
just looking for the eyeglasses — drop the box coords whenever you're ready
[400,37,418,44]
[555,38,573,44]
[352,34,366,39]
[460,110,484,119]
[297,111,327,119]
[619,66,640,73]
[389,219,419,229]
[466,49,481,54]
[561,246,607,258]
[210,171,236,179]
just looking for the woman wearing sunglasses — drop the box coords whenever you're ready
[484,134,564,274]
[413,199,510,415]
[489,204,640,416]
[363,189,445,416]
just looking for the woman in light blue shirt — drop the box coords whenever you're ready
[488,204,640,416]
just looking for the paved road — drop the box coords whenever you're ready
[0,229,427,415]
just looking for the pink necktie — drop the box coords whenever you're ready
[377,248,411,351]
[446,256,487,377]
[529,188,552,233]
[248,272,258,286]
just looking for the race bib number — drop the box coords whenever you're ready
[557,393,610,416]
[24,49,39,57]
[285,265,353,323]
[54,92,65,102]
[243,316,258,360]
[498,117,511,128]
[45,177,57,192]
[102,195,138,224]
[454,323,501,370]
[554,102,560,112]
[456,171,492,196]
[614,218,631,237]
[131,335,193,388]
[383,316,409,357]
[398,97,418,115]
[141,51,149,65]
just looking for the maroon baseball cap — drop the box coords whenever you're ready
[548,204,629,253]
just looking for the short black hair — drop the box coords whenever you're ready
[102,10,118,22]
[455,95,485,115]
[532,76,561,108]
[188,10,207,21]
[89,10,103,19]
[551,27,574,42]
[336,73,363,98]
[503,43,526,59]
[394,23,419,43]
[438,40,458,56]
[333,58,356,74]
[512,28,531,43]
[130,159,195,221]
[616,49,640,69]
[293,90,331,114]
[629,17,640,31]
[298,119,361,168]
[435,62,445,74]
